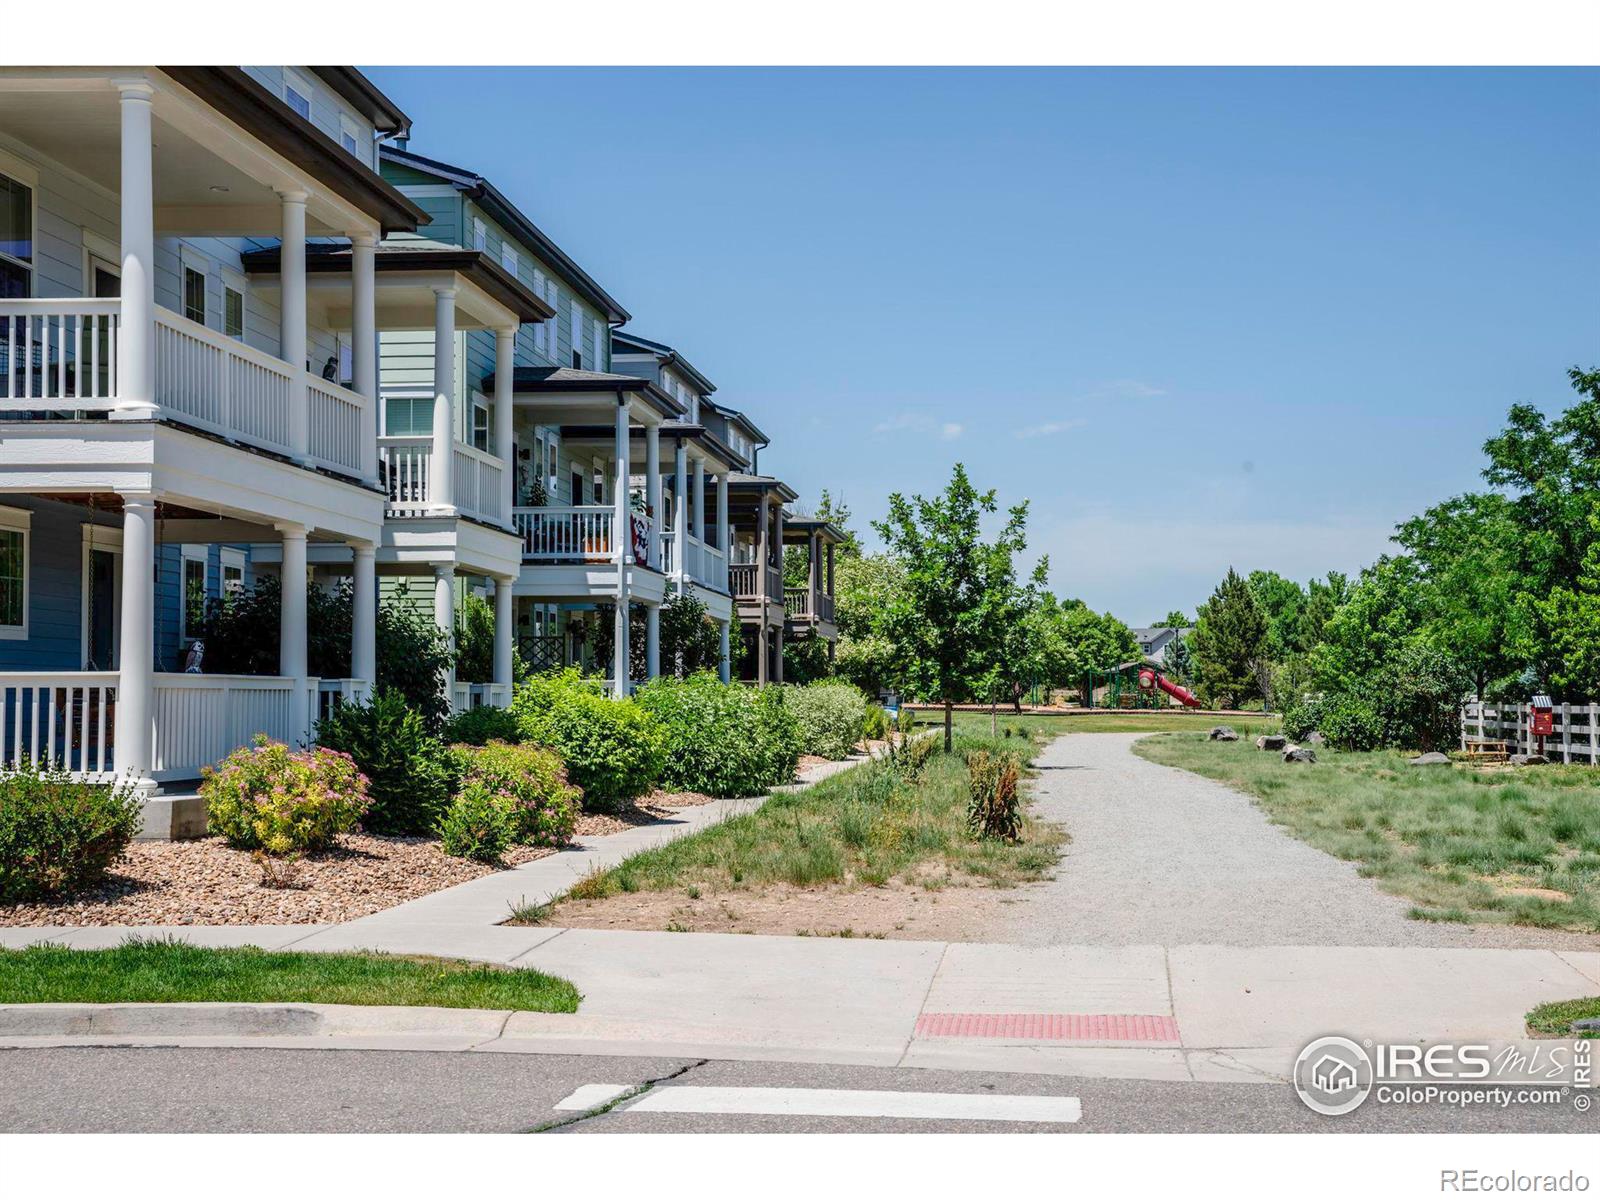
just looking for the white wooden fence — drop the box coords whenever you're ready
[1461,700,1599,764]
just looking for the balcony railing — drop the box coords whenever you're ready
[379,435,433,516]
[451,681,512,714]
[785,588,837,623]
[452,441,508,525]
[379,436,508,526]
[1,300,374,478]
[0,300,120,410]
[515,505,617,561]
[730,561,784,602]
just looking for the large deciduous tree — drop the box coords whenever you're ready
[874,463,1032,751]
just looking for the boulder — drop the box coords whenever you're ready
[1409,752,1451,766]
[1256,734,1287,751]
[1508,753,1548,766]
[1305,731,1328,747]
[1283,747,1316,764]
[1209,726,1239,742]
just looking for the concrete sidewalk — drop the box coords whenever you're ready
[5,925,1596,1083]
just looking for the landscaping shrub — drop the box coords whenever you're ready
[442,705,521,747]
[861,703,890,743]
[437,781,514,863]
[965,749,1022,841]
[201,736,368,854]
[315,688,454,835]
[895,706,917,734]
[1282,696,1329,742]
[633,674,801,797]
[1317,695,1384,752]
[890,733,940,783]
[788,681,869,760]
[512,669,664,812]
[0,765,143,903]
[452,740,579,846]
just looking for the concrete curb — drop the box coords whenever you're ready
[0,1002,514,1041]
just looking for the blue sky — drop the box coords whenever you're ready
[367,67,1598,624]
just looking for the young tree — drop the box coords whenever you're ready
[1161,630,1194,686]
[1191,567,1268,709]
[874,463,1032,751]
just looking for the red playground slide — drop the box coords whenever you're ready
[1137,667,1203,708]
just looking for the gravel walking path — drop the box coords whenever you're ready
[998,733,1600,950]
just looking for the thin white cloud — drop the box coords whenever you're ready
[1104,379,1166,399]
[1014,418,1086,439]
[872,410,964,441]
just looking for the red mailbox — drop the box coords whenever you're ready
[1530,695,1555,738]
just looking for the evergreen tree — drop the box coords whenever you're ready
[1191,567,1268,709]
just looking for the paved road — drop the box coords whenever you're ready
[1000,733,1600,949]
[0,1047,1589,1134]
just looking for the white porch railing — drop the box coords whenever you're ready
[453,441,507,524]
[154,307,295,456]
[316,678,370,726]
[379,435,433,516]
[151,674,316,782]
[1462,700,1599,765]
[451,681,512,714]
[1,672,119,781]
[659,529,676,575]
[514,506,616,561]
[0,299,120,411]
[703,544,728,591]
[308,376,367,476]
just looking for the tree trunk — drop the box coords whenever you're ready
[944,699,953,753]
[990,698,997,737]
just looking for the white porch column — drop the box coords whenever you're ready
[431,287,457,510]
[494,328,516,523]
[433,564,456,699]
[278,523,310,741]
[691,454,706,544]
[672,439,688,589]
[351,233,378,483]
[716,471,729,555]
[645,423,661,569]
[351,542,376,691]
[279,191,310,462]
[113,81,157,419]
[116,492,157,786]
[645,602,661,680]
[493,574,514,693]
[612,396,631,697]
[718,618,731,684]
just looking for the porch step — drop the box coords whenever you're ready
[137,790,207,841]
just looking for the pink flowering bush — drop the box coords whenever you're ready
[201,735,369,855]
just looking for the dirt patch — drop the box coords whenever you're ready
[545,876,1035,942]
[0,833,551,927]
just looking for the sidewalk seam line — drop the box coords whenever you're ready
[897,941,952,1068]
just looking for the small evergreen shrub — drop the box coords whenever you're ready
[861,703,891,743]
[633,674,801,797]
[437,780,514,863]
[202,736,368,854]
[442,705,521,747]
[965,749,1022,842]
[788,682,869,760]
[0,765,143,902]
[315,689,455,835]
[452,740,579,846]
[512,669,664,812]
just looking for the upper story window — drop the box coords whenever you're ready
[339,115,363,160]
[283,70,315,121]
[0,171,34,298]
[0,505,29,639]
[183,266,206,326]
[501,244,519,278]
[591,317,605,372]
[472,217,487,252]
[223,278,245,339]
[532,269,548,354]
[569,305,582,368]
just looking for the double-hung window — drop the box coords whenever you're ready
[472,217,487,252]
[501,244,519,278]
[591,316,605,372]
[339,115,363,159]
[179,546,208,648]
[220,547,246,598]
[180,246,210,327]
[0,505,29,639]
[283,71,314,121]
[221,268,246,340]
[532,270,547,354]
[570,305,583,368]
[0,170,33,299]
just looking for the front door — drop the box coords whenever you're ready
[83,543,120,669]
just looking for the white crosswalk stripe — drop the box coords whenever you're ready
[554,1083,1082,1123]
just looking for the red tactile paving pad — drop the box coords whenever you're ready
[915,1012,1181,1042]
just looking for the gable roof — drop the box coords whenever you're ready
[611,330,716,396]
[310,68,411,138]
[703,397,770,447]
[380,145,630,324]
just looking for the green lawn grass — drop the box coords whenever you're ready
[0,938,582,1010]
[1526,995,1600,1038]
[1136,733,1600,931]
[909,710,1281,738]
[539,733,1065,909]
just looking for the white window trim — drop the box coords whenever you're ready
[179,544,208,646]
[220,547,246,596]
[179,244,212,327]
[570,305,583,367]
[501,243,520,277]
[591,316,605,372]
[0,505,30,640]
[0,155,39,298]
[220,266,247,340]
[472,216,487,252]
[80,524,123,668]
[339,114,364,159]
